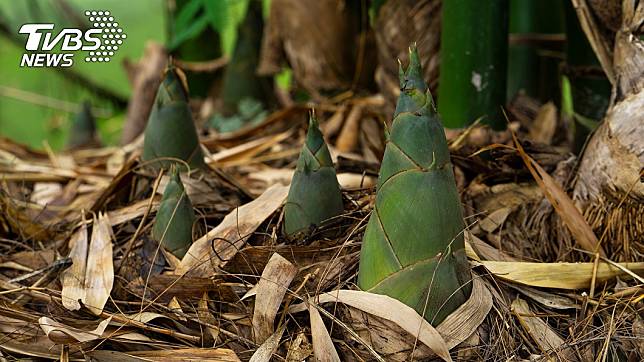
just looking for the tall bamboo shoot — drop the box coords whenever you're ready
[358,47,471,325]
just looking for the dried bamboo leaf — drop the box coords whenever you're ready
[241,284,258,301]
[634,318,644,356]
[308,290,452,361]
[84,213,114,315]
[291,277,491,360]
[249,324,287,362]
[0,193,54,242]
[286,332,313,361]
[343,306,434,360]
[177,184,288,275]
[118,311,175,324]
[465,232,517,262]
[335,104,363,153]
[128,348,241,361]
[198,292,219,344]
[0,334,63,359]
[481,260,644,289]
[110,331,154,343]
[528,102,557,145]
[207,131,291,165]
[513,134,606,257]
[60,214,114,315]
[168,297,186,321]
[39,316,112,344]
[124,275,228,303]
[107,197,160,226]
[435,277,493,349]
[309,305,341,362]
[60,223,88,311]
[511,285,579,310]
[0,261,32,272]
[478,207,512,233]
[0,315,33,334]
[252,253,298,343]
[30,182,63,206]
[249,168,376,190]
[511,298,575,359]
[85,350,148,362]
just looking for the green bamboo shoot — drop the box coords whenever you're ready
[283,115,343,238]
[358,47,471,325]
[152,168,195,258]
[142,66,205,170]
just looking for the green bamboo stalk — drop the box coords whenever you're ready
[152,168,196,258]
[358,47,471,325]
[438,0,509,130]
[507,0,564,102]
[564,2,611,153]
[141,67,205,170]
[283,115,344,238]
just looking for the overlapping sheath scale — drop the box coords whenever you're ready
[358,46,472,325]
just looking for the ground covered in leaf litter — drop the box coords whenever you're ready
[0,96,642,361]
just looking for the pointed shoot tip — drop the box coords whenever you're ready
[308,111,319,129]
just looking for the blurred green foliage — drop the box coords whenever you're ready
[275,68,292,90]
[209,97,267,133]
[170,0,249,61]
[0,0,165,149]
[561,75,600,132]
[0,0,290,149]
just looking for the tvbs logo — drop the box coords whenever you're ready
[19,10,126,68]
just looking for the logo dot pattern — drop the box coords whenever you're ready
[84,10,125,63]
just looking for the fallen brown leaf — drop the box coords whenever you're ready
[309,304,341,362]
[60,213,114,315]
[512,297,575,359]
[513,133,606,257]
[177,184,289,276]
[252,253,298,343]
[249,324,287,362]
[39,316,112,344]
[480,260,644,289]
